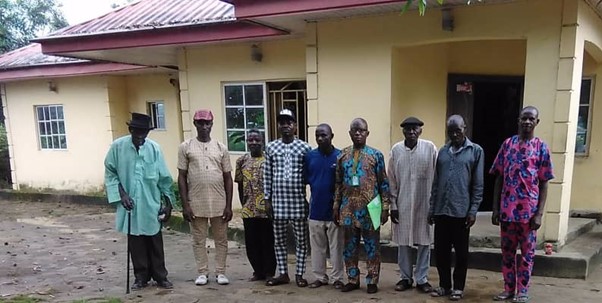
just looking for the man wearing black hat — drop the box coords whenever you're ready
[104,113,176,290]
[387,117,437,293]
[263,109,312,287]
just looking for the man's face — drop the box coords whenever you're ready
[447,122,466,147]
[129,127,150,148]
[194,119,213,136]
[246,132,263,154]
[518,109,539,134]
[278,118,296,137]
[402,125,422,142]
[315,126,333,149]
[349,120,369,146]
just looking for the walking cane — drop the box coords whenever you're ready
[126,210,131,294]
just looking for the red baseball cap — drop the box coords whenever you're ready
[193,109,214,121]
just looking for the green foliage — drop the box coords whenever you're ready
[170,182,182,210]
[0,295,43,303]
[0,0,68,53]
[402,0,482,16]
[0,124,11,188]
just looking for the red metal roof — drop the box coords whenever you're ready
[46,0,235,39]
[0,44,86,69]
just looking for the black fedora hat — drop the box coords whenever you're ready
[126,113,154,130]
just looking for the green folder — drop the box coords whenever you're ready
[367,194,382,230]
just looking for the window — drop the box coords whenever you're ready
[224,83,266,152]
[35,105,67,150]
[576,78,594,155]
[147,101,166,130]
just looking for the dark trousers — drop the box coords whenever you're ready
[128,231,168,283]
[434,215,470,291]
[243,218,277,278]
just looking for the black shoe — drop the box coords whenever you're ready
[416,282,433,293]
[333,280,345,290]
[395,279,413,291]
[156,279,173,289]
[131,280,148,291]
[341,282,360,292]
[367,284,378,294]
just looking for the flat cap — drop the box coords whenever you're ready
[400,116,424,127]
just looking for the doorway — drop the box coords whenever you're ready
[267,81,307,141]
[447,74,524,211]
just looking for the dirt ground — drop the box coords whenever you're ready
[1,199,601,303]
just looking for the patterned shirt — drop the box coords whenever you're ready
[334,145,391,230]
[235,153,268,219]
[489,135,554,223]
[177,138,232,218]
[429,138,484,218]
[263,138,312,220]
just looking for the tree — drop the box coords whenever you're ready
[0,0,68,54]
[403,0,483,16]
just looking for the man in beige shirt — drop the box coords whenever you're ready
[178,109,233,286]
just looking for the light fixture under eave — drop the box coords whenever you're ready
[442,8,454,32]
[251,44,263,62]
[48,81,58,93]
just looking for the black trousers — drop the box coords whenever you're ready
[243,218,276,278]
[434,215,470,291]
[128,231,168,283]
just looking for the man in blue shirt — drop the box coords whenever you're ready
[428,115,484,301]
[304,123,344,289]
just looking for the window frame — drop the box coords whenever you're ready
[223,82,268,153]
[147,101,166,130]
[35,104,67,151]
[576,77,595,157]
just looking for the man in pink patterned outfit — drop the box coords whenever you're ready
[490,106,554,303]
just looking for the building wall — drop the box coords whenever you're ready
[570,0,602,212]
[107,76,129,139]
[4,76,112,192]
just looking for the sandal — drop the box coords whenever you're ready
[493,291,515,301]
[430,287,452,297]
[512,295,530,303]
[265,274,290,286]
[449,289,464,301]
[295,275,308,287]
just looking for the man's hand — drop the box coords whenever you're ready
[466,214,476,229]
[491,211,500,226]
[158,205,172,223]
[530,214,542,230]
[390,210,399,224]
[182,204,195,222]
[120,194,134,211]
[381,210,389,225]
[222,207,233,222]
[265,199,273,220]
[428,214,435,225]
[333,207,340,226]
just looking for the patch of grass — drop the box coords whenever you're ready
[71,298,122,303]
[0,295,43,303]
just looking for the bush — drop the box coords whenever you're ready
[0,124,11,188]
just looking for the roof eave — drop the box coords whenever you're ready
[0,62,149,82]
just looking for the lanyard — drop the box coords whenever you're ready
[352,149,362,175]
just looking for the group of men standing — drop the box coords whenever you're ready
[105,105,553,303]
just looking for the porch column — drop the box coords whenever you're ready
[306,21,319,144]
[178,48,193,140]
[523,0,584,245]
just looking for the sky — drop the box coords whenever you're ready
[58,0,128,25]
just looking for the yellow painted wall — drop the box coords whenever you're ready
[570,0,602,212]
[390,40,527,148]
[317,0,556,157]
[4,76,112,192]
[107,76,129,139]
[124,73,182,177]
